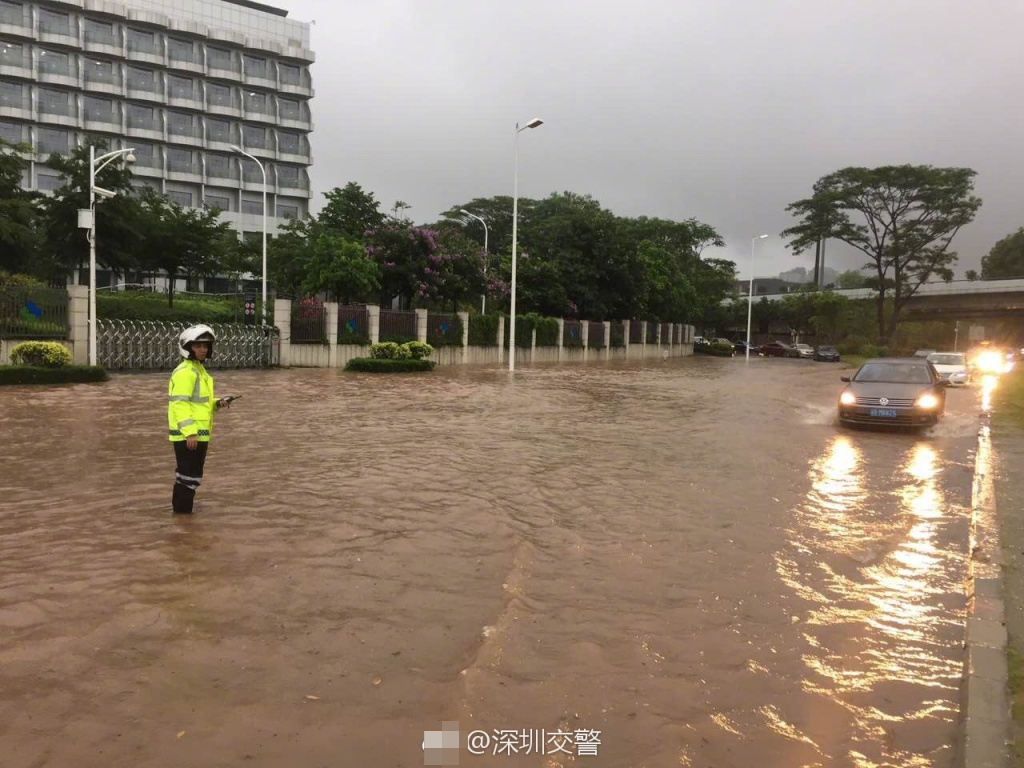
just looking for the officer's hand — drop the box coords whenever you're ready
[186,435,198,450]
[219,398,230,409]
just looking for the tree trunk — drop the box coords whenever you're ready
[812,238,821,286]
[167,272,176,307]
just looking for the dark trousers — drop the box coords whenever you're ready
[172,441,209,514]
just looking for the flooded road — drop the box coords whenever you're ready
[0,357,981,767]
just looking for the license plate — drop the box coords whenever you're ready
[870,408,898,418]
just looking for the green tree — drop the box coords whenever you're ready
[317,182,387,241]
[835,269,868,289]
[267,218,314,297]
[783,165,981,343]
[137,188,232,306]
[427,226,486,312]
[301,231,380,303]
[440,196,523,258]
[965,269,980,281]
[981,228,1024,279]
[38,139,142,281]
[0,138,40,277]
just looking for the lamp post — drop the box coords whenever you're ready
[230,145,267,326]
[745,234,769,363]
[460,209,489,313]
[86,145,135,367]
[509,117,543,372]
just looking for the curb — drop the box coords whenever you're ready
[960,416,1012,768]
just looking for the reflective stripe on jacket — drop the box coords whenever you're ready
[167,360,215,442]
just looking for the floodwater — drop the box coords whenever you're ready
[0,357,983,767]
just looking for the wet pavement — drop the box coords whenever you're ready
[0,357,983,767]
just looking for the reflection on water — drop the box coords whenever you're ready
[981,374,997,414]
[775,434,966,766]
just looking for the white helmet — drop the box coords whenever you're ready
[178,324,216,359]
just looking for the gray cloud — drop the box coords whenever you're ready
[284,0,1024,279]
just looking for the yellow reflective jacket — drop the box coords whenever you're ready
[168,359,216,442]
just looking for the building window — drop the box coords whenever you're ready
[127,28,157,55]
[127,67,157,92]
[169,75,195,99]
[84,19,115,45]
[0,120,23,143]
[277,203,299,219]
[277,131,300,154]
[207,82,233,107]
[276,165,300,187]
[0,1,24,25]
[245,91,269,114]
[37,88,71,116]
[168,38,195,63]
[166,190,193,207]
[206,118,231,142]
[85,58,115,83]
[167,148,194,172]
[241,200,264,215]
[131,142,156,167]
[84,96,115,122]
[126,103,156,129]
[243,55,267,78]
[38,8,70,34]
[36,172,62,190]
[207,47,234,71]
[279,64,300,85]
[167,111,196,137]
[37,49,70,75]
[278,98,300,120]
[0,80,23,108]
[241,124,265,149]
[36,128,69,155]
[204,194,230,211]
[205,153,231,178]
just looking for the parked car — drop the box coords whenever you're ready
[914,349,937,358]
[714,338,735,349]
[760,341,793,357]
[814,345,841,362]
[925,351,970,385]
[788,343,814,359]
[837,357,948,428]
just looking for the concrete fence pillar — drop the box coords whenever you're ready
[557,318,565,362]
[458,311,469,364]
[623,319,631,357]
[531,327,536,364]
[274,298,292,367]
[326,301,339,368]
[581,320,589,362]
[640,321,647,358]
[497,315,505,363]
[67,284,88,365]
[367,304,380,345]
[603,321,612,361]
[415,308,428,343]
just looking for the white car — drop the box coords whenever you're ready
[926,352,970,385]
[789,343,814,359]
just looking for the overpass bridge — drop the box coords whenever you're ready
[740,278,1024,320]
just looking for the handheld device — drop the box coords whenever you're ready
[220,395,241,404]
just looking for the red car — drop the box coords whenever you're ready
[760,341,793,357]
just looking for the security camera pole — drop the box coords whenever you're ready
[85,144,135,367]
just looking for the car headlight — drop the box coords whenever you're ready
[916,393,940,409]
[839,391,856,406]
[977,351,1003,372]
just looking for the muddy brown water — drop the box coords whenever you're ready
[0,358,982,767]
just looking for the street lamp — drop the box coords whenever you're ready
[230,145,267,326]
[460,209,489,313]
[745,234,769,363]
[509,117,543,372]
[85,145,135,367]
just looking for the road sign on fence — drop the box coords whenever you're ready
[244,294,256,326]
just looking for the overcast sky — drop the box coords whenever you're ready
[280,0,1023,280]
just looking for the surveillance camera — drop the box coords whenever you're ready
[125,153,136,165]
[93,186,117,199]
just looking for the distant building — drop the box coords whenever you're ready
[735,278,804,296]
[778,267,807,284]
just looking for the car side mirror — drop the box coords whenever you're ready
[840,376,850,382]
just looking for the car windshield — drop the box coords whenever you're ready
[854,363,933,383]
[927,354,965,366]
[795,344,811,350]
[818,346,837,352]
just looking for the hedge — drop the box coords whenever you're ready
[98,292,264,323]
[344,358,435,373]
[468,314,500,346]
[0,365,109,385]
[9,341,72,367]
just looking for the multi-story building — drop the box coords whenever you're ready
[0,0,314,255]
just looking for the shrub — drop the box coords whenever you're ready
[9,341,72,367]
[468,314,500,346]
[0,271,47,289]
[404,341,434,360]
[344,358,435,373]
[369,341,407,359]
[862,344,889,358]
[0,365,108,385]
[695,342,735,357]
[836,335,868,356]
[534,316,559,346]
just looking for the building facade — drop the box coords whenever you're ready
[0,0,314,247]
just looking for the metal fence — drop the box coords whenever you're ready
[338,305,369,344]
[380,309,417,343]
[609,321,625,347]
[646,322,657,344]
[0,286,68,339]
[587,321,605,348]
[291,303,327,343]
[629,321,643,344]
[97,320,278,370]
[427,312,461,347]
[563,320,583,347]
[674,325,682,344]
[661,323,671,343]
